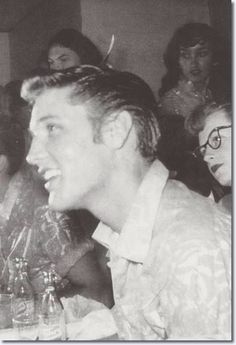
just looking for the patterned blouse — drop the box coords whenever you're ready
[158,79,212,119]
[0,166,93,293]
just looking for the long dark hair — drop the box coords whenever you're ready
[159,23,231,102]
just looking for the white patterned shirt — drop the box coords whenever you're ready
[93,160,231,340]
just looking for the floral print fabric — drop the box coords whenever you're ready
[0,166,93,293]
[93,160,231,340]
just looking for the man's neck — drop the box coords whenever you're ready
[88,159,150,234]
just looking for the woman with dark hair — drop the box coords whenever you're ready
[47,28,103,71]
[157,22,230,198]
[158,22,230,117]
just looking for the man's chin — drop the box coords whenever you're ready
[48,192,80,212]
[48,193,68,212]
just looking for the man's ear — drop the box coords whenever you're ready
[0,154,8,173]
[101,111,133,149]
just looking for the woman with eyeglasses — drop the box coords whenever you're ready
[186,102,231,211]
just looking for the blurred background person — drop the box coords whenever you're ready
[47,28,103,71]
[0,80,31,151]
[158,22,230,117]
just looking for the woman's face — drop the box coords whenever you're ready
[48,45,81,71]
[178,42,213,84]
[199,110,231,187]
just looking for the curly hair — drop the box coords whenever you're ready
[159,22,230,102]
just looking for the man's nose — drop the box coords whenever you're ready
[26,137,45,167]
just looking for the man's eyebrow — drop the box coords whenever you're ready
[34,114,57,124]
[38,115,58,123]
[28,115,59,136]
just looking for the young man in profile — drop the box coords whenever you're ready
[22,66,231,340]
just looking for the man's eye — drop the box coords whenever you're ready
[46,124,58,133]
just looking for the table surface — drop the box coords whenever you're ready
[0,325,119,341]
[0,327,18,340]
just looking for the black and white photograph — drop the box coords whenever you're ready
[0,0,232,341]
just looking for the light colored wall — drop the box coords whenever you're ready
[9,0,81,82]
[0,33,10,86]
[8,0,211,95]
[81,0,210,99]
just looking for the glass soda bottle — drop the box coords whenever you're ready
[11,257,37,340]
[38,271,66,340]
[6,257,21,294]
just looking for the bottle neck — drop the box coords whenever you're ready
[42,284,64,311]
[13,269,33,296]
[46,285,56,293]
[15,270,29,283]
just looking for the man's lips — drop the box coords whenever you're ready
[37,168,62,190]
[43,169,62,181]
[211,164,223,174]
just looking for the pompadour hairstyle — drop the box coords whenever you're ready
[21,66,161,162]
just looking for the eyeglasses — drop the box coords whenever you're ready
[193,125,231,158]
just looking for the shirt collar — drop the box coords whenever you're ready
[92,160,169,263]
